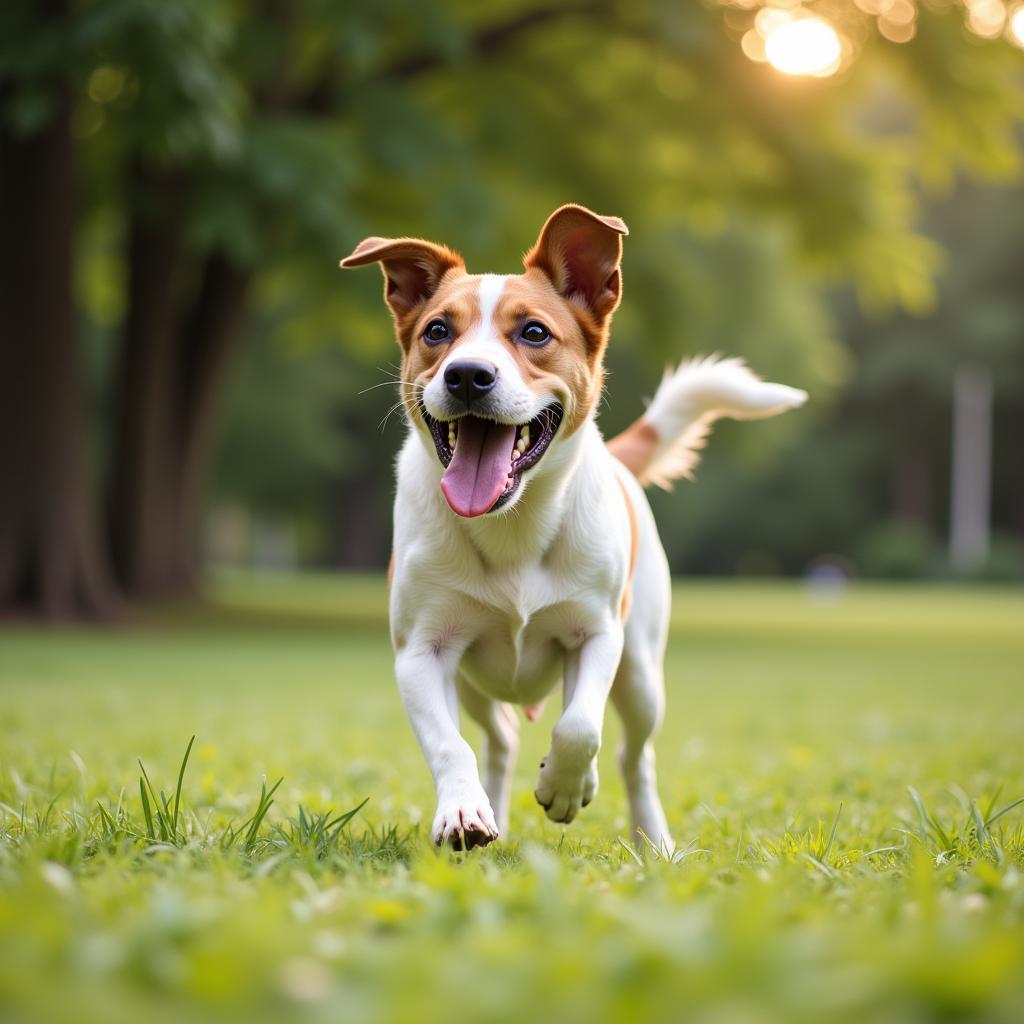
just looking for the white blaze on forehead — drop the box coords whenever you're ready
[421,271,536,423]
[451,273,515,371]
[476,274,508,337]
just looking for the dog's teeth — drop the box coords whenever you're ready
[448,425,456,447]
[515,438,527,453]
[512,450,520,461]
[520,425,528,439]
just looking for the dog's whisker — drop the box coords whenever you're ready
[378,400,408,431]
[360,365,426,397]
[359,380,405,395]
[361,380,425,395]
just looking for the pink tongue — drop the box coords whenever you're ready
[440,417,517,518]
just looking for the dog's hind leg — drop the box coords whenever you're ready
[611,644,673,853]
[456,676,520,836]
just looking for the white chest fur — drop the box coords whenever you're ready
[389,423,632,706]
[454,566,596,703]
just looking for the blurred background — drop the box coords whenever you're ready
[2,0,1023,619]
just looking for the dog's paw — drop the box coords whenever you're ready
[534,723,601,825]
[534,765,584,824]
[432,788,499,851]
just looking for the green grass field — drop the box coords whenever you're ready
[2,575,1023,1023]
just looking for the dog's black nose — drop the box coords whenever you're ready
[444,360,497,407]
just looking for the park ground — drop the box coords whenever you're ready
[1,574,1023,1023]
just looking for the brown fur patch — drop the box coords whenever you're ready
[607,418,661,479]
[400,272,481,419]
[523,204,627,321]
[615,477,639,620]
[340,238,463,328]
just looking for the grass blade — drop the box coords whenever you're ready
[139,778,155,840]
[171,735,195,837]
[822,802,843,863]
[96,801,116,834]
[907,786,951,851]
[969,801,990,844]
[244,777,283,852]
[983,784,1005,822]
[985,796,1024,829]
[325,797,369,834]
[138,761,168,841]
[617,835,644,865]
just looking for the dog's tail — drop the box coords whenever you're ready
[606,355,807,490]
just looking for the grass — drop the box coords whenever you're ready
[1,573,1023,1023]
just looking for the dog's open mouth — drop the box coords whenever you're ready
[422,403,563,518]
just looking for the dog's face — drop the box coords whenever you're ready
[342,205,627,518]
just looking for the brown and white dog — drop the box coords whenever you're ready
[341,205,806,850]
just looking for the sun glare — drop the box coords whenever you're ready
[1010,4,1024,46]
[764,17,843,77]
[733,1,1023,72]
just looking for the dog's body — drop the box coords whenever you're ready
[343,206,806,850]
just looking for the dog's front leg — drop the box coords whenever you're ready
[394,646,498,849]
[534,624,624,824]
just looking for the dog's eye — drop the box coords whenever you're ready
[519,321,551,346]
[423,319,450,344]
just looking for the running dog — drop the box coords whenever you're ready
[341,204,806,850]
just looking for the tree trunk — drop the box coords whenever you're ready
[107,160,188,597]
[107,235,252,598]
[169,252,252,592]
[0,79,118,619]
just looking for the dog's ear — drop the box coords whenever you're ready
[340,236,464,320]
[524,204,628,319]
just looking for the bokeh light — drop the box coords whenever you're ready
[966,0,1007,38]
[727,1,1024,68]
[764,17,843,76]
[1007,3,1024,44]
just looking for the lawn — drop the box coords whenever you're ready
[1,574,1023,1023]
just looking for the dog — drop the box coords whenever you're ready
[341,204,806,850]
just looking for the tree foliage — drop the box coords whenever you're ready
[1,0,1022,613]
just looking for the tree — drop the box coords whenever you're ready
[0,0,118,617]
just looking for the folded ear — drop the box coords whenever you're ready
[340,236,463,319]
[524,204,628,319]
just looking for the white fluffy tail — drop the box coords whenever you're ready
[607,355,808,490]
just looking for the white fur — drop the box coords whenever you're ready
[639,355,808,490]
[391,421,637,843]
[477,273,506,327]
[392,291,806,848]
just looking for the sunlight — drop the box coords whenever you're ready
[764,17,843,77]
[966,0,1007,38]
[1010,4,1024,46]
[731,1,1024,70]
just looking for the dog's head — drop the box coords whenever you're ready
[341,205,627,518]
